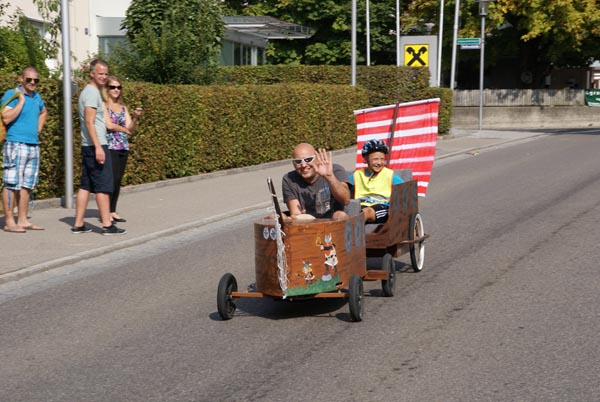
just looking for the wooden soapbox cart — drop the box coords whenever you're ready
[216,177,427,322]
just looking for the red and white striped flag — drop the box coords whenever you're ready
[354,98,440,197]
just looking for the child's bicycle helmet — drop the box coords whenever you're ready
[361,139,389,158]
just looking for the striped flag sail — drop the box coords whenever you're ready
[354,98,440,197]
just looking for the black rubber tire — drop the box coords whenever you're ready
[348,274,364,322]
[381,253,396,297]
[217,273,238,320]
[409,213,425,272]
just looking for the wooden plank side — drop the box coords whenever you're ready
[254,220,282,296]
[255,214,367,297]
[365,180,418,252]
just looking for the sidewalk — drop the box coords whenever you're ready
[0,130,545,283]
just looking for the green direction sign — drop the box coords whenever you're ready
[585,89,600,106]
[457,38,481,45]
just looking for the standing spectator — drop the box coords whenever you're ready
[1,66,47,233]
[71,59,126,235]
[103,76,142,223]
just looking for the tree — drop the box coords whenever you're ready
[116,0,224,84]
[220,0,451,65]
[0,4,50,76]
[405,0,600,86]
[222,0,600,85]
[493,0,600,65]
[31,0,61,60]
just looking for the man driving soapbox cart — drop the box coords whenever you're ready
[215,167,428,322]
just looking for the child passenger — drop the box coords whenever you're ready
[349,140,403,223]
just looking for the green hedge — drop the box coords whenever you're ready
[1,79,368,199]
[1,65,452,201]
[121,83,368,185]
[205,65,452,134]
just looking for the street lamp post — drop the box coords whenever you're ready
[396,0,401,66]
[351,0,357,85]
[437,0,444,87]
[477,0,494,130]
[366,0,371,66]
[61,0,74,208]
[449,0,460,90]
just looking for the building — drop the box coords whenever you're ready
[1,0,313,71]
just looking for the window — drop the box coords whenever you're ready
[27,19,47,38]
[225,40,265,66]
[98,36,127,56]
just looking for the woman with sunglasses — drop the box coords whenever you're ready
[103,76,142,223]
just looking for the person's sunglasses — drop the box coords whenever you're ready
[25,78,40,84]
[108,85,122,90]
[292,155,315,165]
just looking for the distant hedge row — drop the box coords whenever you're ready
[202,65,452,134]
[0,65,452,200]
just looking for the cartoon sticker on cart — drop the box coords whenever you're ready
[301,261,316,284]
[317,233,338,281]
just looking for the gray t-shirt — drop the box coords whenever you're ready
[282,164,350,218]
[78,84,107,146]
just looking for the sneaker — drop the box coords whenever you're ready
[102,224,127,236]
[71,225,92,234]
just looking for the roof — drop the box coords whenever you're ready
[224,16,315,40]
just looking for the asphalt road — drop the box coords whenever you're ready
[1,130,599,402]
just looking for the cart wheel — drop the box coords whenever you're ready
[381,253,396,297]
[409,213,425,272]
[348,274,364,322]
[217,273,238,320]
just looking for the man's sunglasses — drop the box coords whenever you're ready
[292,155,315,165]
[25,78,40,84]
[108,85,122,90]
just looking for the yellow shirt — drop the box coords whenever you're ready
[352,167,395,206]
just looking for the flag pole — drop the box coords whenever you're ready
[386,95,402,167]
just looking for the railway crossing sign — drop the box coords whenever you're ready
[404,45,429,67]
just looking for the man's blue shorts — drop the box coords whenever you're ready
[79,145,113,194]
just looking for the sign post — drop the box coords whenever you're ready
[476,0,495,131]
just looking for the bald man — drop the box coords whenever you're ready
[281,143,350,220]
[1,66,47,232]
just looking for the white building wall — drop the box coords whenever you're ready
[1,1,55,69]
[0,1,42,22]
[69,0,91,67]
[1,0,130,71]
[87,0,130,60]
